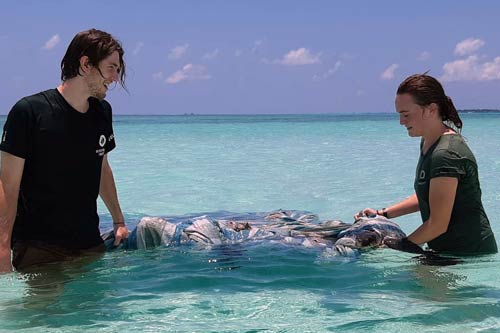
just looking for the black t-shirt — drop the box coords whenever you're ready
[0,89,116,249]
[414,134,497,254]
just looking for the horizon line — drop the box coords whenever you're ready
[1,110,499,117]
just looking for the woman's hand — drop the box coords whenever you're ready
[354,208,378,220]
[383,237,423,254]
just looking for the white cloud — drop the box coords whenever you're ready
[152,72,164,80]
[380,64,399,80]
[417,51,431,61]
[234,49,243,57]
[454,38,485,56]
[313,61,342,81]
[43,34,60,50]
[481,57,500,80]
[279,48,321,66]
[166,64,211,84]
[133,42,144,55]
[168,44,189,60]
[441,55,500,81]
[203,48,219,60]
[251,40,263,53]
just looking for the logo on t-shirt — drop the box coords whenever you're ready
[419,170,426,179]
[95,134,107,157]
[99,135,106,147]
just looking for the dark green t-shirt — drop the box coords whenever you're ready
[414,134,497,254]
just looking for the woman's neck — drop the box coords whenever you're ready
[421,123,454,154]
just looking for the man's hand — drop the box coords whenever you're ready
[113,223,129,246]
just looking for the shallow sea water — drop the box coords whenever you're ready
[1,113,500,332]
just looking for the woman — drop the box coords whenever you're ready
[355,74,497,255]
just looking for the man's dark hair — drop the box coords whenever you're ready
[60,28,126,88]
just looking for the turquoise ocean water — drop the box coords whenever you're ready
[1,113,500,332]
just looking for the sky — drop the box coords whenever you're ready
[1,0,500,115]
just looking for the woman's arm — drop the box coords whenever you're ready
[384,194,420,218]
[407,177,457,245]
[354,193,419,220]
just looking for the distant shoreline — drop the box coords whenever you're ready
[459,109,500,113]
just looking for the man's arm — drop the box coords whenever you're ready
[99,154,128,244]
[0,152,25,273]
[407,177,457,245]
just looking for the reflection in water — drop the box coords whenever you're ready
[208,245,248,271]
[1,242,499,332]
[18,250,106,309]
[412,263,466,302]
[0,252,120,330]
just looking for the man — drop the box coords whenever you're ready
[0,29,129,273]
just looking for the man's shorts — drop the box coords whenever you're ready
[12,241,105,272]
